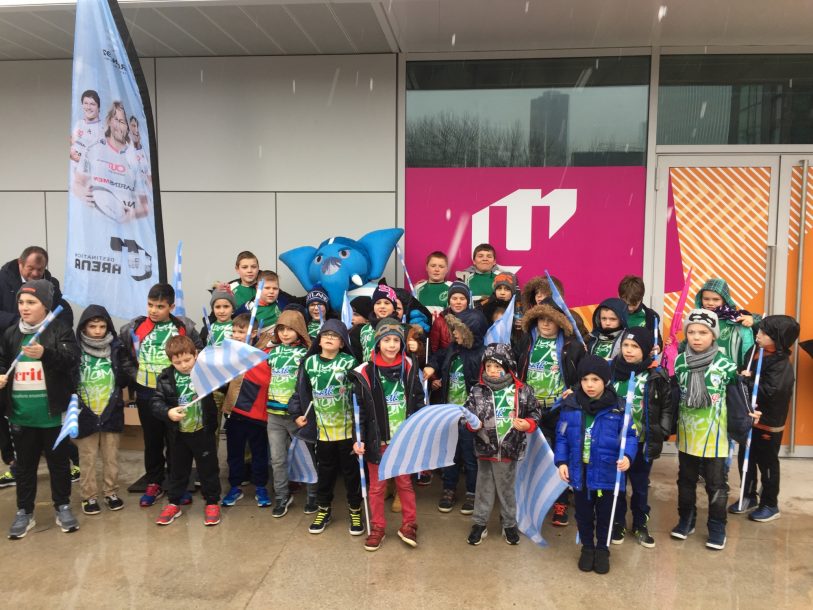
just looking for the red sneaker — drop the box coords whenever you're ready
[204,504,221,526]
[551,502,569,527]
[140,484,164,507]
[398,522,418,548]
[364,527,386,551]
[155,504,182,526]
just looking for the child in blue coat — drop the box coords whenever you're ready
[555,355,637,575]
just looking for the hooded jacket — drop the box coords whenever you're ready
[0,258,74,333]
[514,300,586,391]
[521,275,590,338]
[587,298,629,360]
[429,283,473,354]
[288,318,356,443]
[0,316,80,420]
[749,315,800,430]
[350,351,425,465]
[692,278,758,368]
[427,309,489,402]
[554,388,639,492]
[75,305,131,437]
[465,343,541,462]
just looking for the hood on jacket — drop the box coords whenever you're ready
[759,315,800,355]
[394,287,432,323]
[521,275,549,311]
[694,278,738,309]
[481,343,517,377]
[445,309,488,350]
[521,298,573,336]
[305,318,353,359]
[271,308,312,348]
[76,304,117,340]
[591,298,629,332]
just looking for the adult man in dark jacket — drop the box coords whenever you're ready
[0,246,74,333]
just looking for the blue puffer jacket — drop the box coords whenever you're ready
[554,392,638,492]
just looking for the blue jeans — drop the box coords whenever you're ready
[574,487,613,550]
[441,425,477,494]
[614,451,652,529]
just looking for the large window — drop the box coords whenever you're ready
[406,56,650,168]
[658,54,813,145]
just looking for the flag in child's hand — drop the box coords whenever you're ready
[377,404,481,481]
[190,339,268,399]
[515,429,568,547]
[287,437,317,484]
[484,295,515,345]
[53,394,80,450]
[341,291,353,330]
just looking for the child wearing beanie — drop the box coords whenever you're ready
[350,283,398,363]
[351,318,425,551]
[555,355,637,574]
[203,288,236,346]
[609,327,673,547]
[305,287,330,340]
[671,309,743,550]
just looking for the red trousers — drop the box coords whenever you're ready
[367,445,417,530]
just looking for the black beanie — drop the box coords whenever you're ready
[621,327,654,357]
[577,354,612,385]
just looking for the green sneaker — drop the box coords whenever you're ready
[0,471,15,488]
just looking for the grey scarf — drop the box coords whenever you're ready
[684,344,719,409]
[18,319,45,335]
[81,332,114,358]
[482,372,513,391]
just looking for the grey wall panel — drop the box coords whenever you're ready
[159,192,276,326]
[156,54,396,192]
[0,193,48,263]
[275,192,397,297]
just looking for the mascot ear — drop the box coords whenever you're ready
[279,246,317,291]
[358,228,404,281]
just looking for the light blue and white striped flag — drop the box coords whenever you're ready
[341,290,353,329]
[172,241,185,317]
[53,394,80,450]
[287,437,317,484]
[515,429,568,547]
[377,404,481,481]
[484,295,515,345]
[190,339,268,399]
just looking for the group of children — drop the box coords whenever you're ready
[0,245,801,577]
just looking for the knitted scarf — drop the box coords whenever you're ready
[684,344,719,408]
[712,304,748,323]
[575,387,618,416]
[81,332,114,358]
[18,319,45,335]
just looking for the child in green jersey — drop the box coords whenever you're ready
[455,243,503,303]
[266,308,314,517]
[74,305,130,516]
[202,289,236,346]
[587,298,629,361]
[692,278,758,370]
[671,309,757,551]
[415,251,451,317]
[151,336,220,527]
[464,343,541,546]
[119,283,202,508]
[305,287,329,340]
[618,275,662,342]
[227,250,260,309]
[290,319,361,535]
[609,327,673,548]
[350,283,397,363]
[252,270,283,329]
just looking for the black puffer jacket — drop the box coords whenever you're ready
[749,315,800,430]
[465,343,541,461]
[75,305,131,437]
[427,309,489,402]
[0,318,80,419]
[150,366,217,435]
[350,354,425,464]
[612,364,674,461]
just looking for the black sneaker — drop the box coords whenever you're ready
[309,507,332,534]
[348,507,365,536]
[0,470,16,488]
[632,524,656,548]
[460,492,475,515]
[467,524,488,545]
[105,494,124,511]
[303,497,319,514]
[593,548,610,574]
[437,489,455,513]
[70,466,81,483]
[670,513,697,540]
[578,547,595,572]
[272,496,293,518]
[503,526,520,545]
[611,523,625,545]
[706,519,727,550]
[82,498,101,515]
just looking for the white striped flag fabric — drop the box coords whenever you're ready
[287,437,317,484]
[173,241,185,317]
[341,291,353,329]
[377,404,481,481]
[53,394,80,450]
[484,295,515,345]
[515,429,568,547]
[190,339,268,399]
